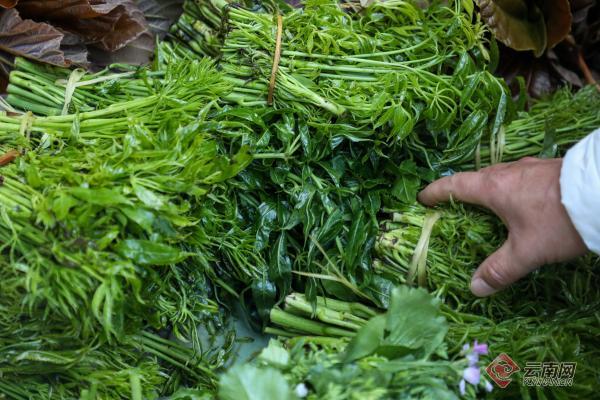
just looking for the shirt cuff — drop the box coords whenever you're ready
[560,128,600,254]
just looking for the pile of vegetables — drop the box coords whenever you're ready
[0,0,599,398]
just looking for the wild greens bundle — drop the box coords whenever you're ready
[221,0,511,167]
[0,53,251,398]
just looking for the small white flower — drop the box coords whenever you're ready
[485,380,494,392]
[295,383,309,398]
[462,366,481,385]
[459,379,466,396]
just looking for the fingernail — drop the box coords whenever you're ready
[471,278,496,297]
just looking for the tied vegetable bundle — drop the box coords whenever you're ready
[170,0,291,57]
[0,53,252,398]
[259,284,600,399]
[163,0,514,315]
[221,0,510,167]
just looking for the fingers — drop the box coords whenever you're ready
[470,239,533,297]
[418,171,488,207]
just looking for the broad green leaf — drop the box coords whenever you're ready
[539,123,558,159]
[132,181,166,210]
[258,339,290,369]
[218,364,296,400]
[384,286,448,358]
[51,192,78,220]
[69,187,131,206]
[315,208,344,245]
[344,211,367,269]
[391,174,420,203]
[344,314,386,362]
[115,239,188,265]
[270,233,292,287]
[252,276,277,322]
[255,201,278,251]
[122,206,155,233]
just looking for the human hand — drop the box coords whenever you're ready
[418,157,588,297]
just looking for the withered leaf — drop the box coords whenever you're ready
[478,0,547,56]
[55,27,89,66]
[544,0,572,49]
[17,1,151,52]
[16,0,127,19]
[0,8,75,66]
[0,0,17,8]
[478,0,572,57]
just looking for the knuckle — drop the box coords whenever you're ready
[519,156,538,163]
[483,258,511,289]
[481,168,514,206]
[482,171,504,195]
[447,174,459,194]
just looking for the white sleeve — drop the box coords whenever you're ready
[560,128,600,254]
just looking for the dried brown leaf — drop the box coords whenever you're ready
[543,0,572,49]
[0,0,18,8]
[0,8,76,66]
[17,1,151,52]
[17,0,126,19]
[479,0,572,56]
[478,0,547,56]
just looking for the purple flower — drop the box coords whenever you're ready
[472,340,488,355]
[458,340,489,396]
[463,366,481,385]
[466,352,479,366]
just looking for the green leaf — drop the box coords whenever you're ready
[255,201,278,251]
[391,174,420,204]
[218,364,296,400]
[270,233,292,288]
[344,211,367,269]
[122,206,155,233]
[344,314,386,362]
[51,192,78,220]
[252,276,277,322]
[258,340,290,369]
[115,239,188,265]
[132,181,166,210]
[344,286,448,362]
[384,286,448,358]
[69,187,131,206]
[539,122,558,159]
[315,208,345,245]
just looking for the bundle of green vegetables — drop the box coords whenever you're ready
[465,85,600,169]
[220,0,510,166]
[263,285,600,399]
[223,287,493,400]
[0,53,252,398]
[170,0,292,57]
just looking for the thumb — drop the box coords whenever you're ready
[470,240,531,297]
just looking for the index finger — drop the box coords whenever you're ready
[417,171,489,207]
